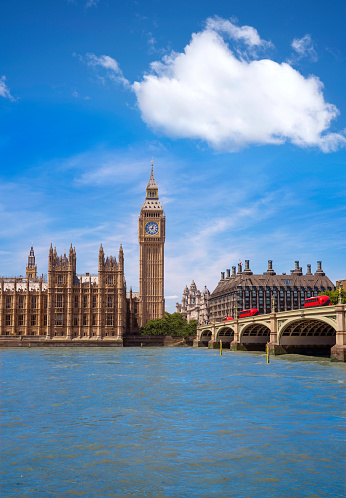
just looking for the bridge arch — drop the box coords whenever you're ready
[239,322,271,351]
[278,317,336,354]
[198,328,212,345]
[216,326,234,345]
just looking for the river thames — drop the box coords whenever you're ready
[1,347,345,497]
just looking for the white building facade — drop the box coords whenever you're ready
[176,281,210,325]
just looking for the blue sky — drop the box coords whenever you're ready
[0,0,345,312]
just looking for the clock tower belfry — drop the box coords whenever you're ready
[139,161,165,327]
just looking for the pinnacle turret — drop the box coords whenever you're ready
[143,159,163,210]
[147,158,158,190]
[26,245,37,279]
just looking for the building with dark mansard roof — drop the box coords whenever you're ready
[209,260,335,322]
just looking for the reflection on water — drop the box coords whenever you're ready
[0,348,345,497]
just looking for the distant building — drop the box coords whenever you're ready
[336,279,346,290]
[209,260,335,322]
[176,281,210,325]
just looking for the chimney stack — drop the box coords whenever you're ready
[226,269,230,278]
[243,259,253,275]
[232,266,236,276]
[315,261,325,276]
[307,264,312,275]
[291,260,302,275]
[264,259,276,275]
[237,263,242,274]
[221,272,225,280]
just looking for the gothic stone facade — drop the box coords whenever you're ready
[209,260,335,322]
[0,165,165,342]
[176,281,210,325]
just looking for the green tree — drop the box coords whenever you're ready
[318,289,346,305]
[140,312,197,337]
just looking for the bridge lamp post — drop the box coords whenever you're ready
[271,294,275,313]
[337,282,343,305]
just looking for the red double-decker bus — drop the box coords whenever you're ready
[222,316,234,322]
[238,308,260,318]
[304,296,331,308]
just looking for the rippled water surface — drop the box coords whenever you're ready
[1,347,345,497]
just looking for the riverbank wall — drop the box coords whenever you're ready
[0,335,195,348]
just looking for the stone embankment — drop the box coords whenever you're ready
[0,335,195,348]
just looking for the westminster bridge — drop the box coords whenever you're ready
[194,304,346,361]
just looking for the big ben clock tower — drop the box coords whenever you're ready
[139,161,165,327]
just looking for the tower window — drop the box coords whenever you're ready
[6,296,11,309]
[106,314,114,326]
[55,314,63,326]
[31,315,37,326]
[31,296,37,309]
[18,296,24,309]
[5,315,11,326]
[18,315,24,326]
[56,294,63,308]
[93,295,97,308]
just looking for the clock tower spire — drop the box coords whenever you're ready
[138,159,165,327]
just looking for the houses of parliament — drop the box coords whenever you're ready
[0,164,165,344]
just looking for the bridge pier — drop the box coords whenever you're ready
[267,343,287,355]
[331,304,346,362]
[208,340,220,349]
[193,339,205,348]
[229,320,246,350]
[207,323,218,348]
[230,342,247,351]
[267,312,286,354]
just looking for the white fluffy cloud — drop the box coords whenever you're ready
[291,34,318,62]
[0,76,14,101]
[132,20,345,152]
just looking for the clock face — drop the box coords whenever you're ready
[145,222,159,235]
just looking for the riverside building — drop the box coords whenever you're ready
[0,164,165,343]
[209,260,335,322]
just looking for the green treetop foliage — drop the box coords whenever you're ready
[140,312,198,337]
[318,289,346,305]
